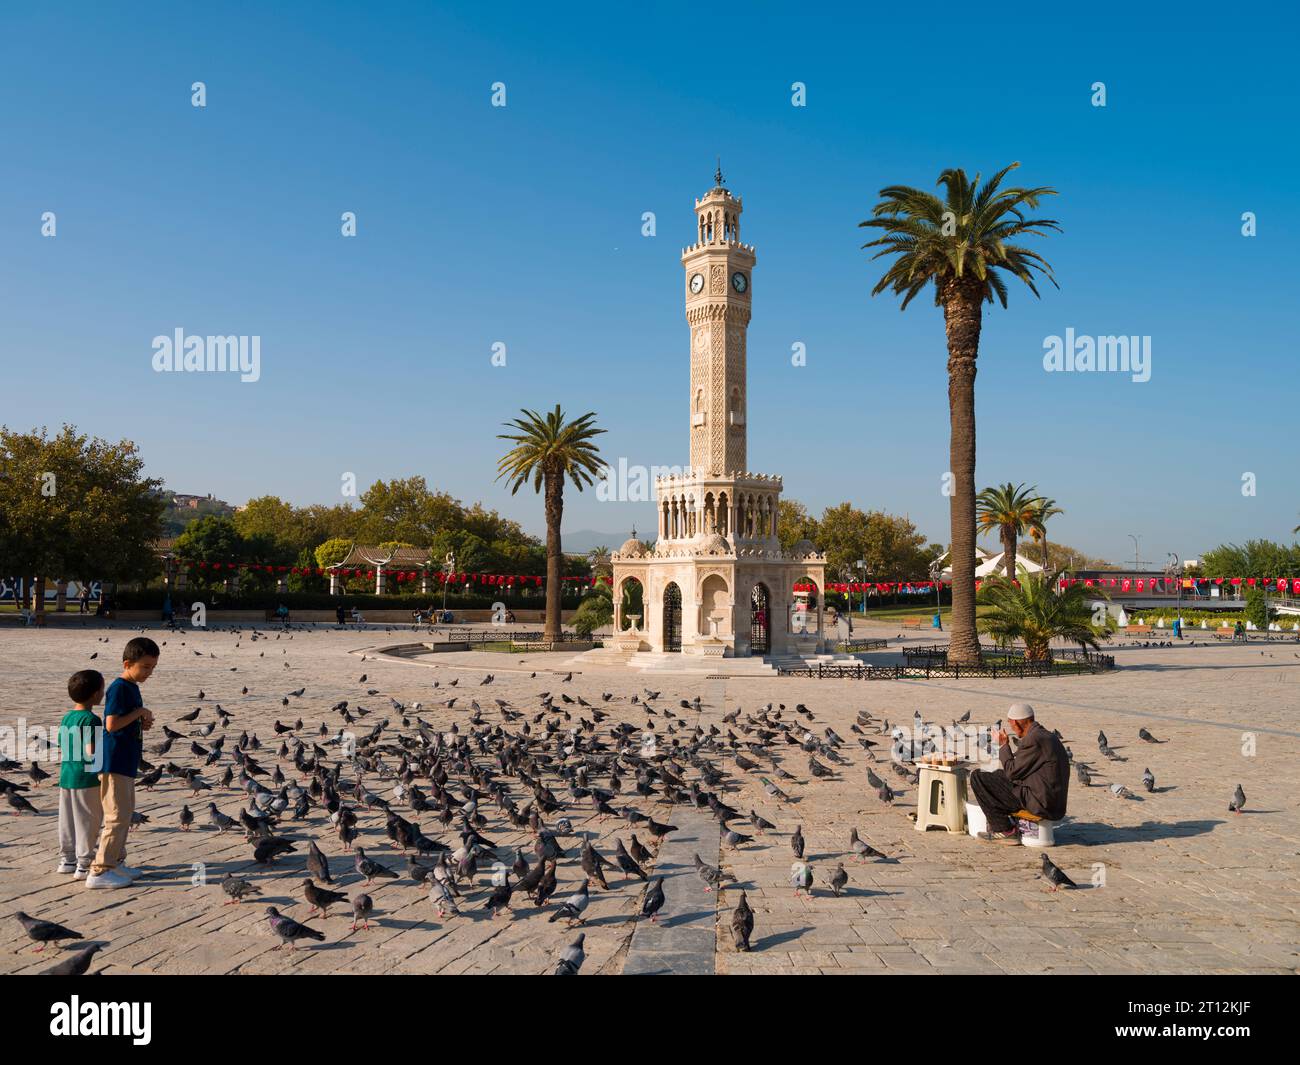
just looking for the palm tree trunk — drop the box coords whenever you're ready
[942,281,984,666]
[1002,527,1017,580]
[543,467,563,641]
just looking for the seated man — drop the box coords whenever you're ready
[969,703,1069,844]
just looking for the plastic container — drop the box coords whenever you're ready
[1018,818,1057,848]
[965,802,987,837]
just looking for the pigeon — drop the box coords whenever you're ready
[351,893,374,931]
[554,932,585,975]
[5,789,38,815]
[614,839,647,881]
[221,873,261,904]
[355,847,398,884]
[1075,763,1093,787]
[1109,783,1133,799]
[1142,768,1156,793]
[730,891,754,951]
[15,911,83,952]
[849,828,888,862]
[748,810,776,834]
[179,804,194,831]
[1097,730,1108,749]
[1229,784,1246,814]
[790,861,814,897]
[302,879,348,917]
[429,878,460,918]
[829,862,849,897]
[548,880,590,925]
[723,828,753,849]
[265,906,325,949]
[207,803,238,832]
[307,839,332,883]
[252,837,296,864]
[790,824,805,859]
[693,853,735,893]
[1038,853,1077,891]
[644,817,678,842]
[41,942,105,975]
[641,876,666,922]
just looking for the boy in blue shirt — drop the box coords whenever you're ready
[57,669,106,878]
[86,637,158,890]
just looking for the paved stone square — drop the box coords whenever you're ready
[1,620,1297,975]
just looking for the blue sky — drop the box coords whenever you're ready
[2,2,1296,565]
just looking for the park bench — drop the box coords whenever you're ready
[1213,628,1237,641]
[1124,624,1155,636]
[900,617,925,630]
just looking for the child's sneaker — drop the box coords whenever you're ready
[85,869,133,890]
[56,860,77,874]
[73,867,89,880]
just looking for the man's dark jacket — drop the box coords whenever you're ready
[998,721,1069,819]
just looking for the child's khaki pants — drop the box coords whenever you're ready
[90,773,134,875]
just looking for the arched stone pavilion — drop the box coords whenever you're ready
[599,171,838,671]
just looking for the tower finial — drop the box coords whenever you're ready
[715,157,724,187]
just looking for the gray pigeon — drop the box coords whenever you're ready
[265,906,325,949]
[1038,853,1076,891]
[1141,768,1155,793]
[41,942,104,975]
[355,847,398,884]
[1229,784,1246,814]
[730,891,754,951]
[641,877,665,922]
[307,839,331,883]
[547,880,590,925]
[554,932,585,975]
[693,853,736,893]
[15,911,83,951]
[221,873,262,904]
[829,862,848,897]
[351,893,374,931]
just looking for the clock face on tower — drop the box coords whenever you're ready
[689,273,704,294]
[731,271,748,293]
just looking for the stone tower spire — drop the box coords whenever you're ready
[681,175,756,476]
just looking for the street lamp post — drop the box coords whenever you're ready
[928,559,943,631]
[855,560,866,617]
[441,551,455,617]
[1165,552,1183,638]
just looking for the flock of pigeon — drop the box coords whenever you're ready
[1,622,1255,974]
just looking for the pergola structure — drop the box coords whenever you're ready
[328,545,433,595]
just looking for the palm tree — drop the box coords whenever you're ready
[976,482,1043,577]
[587,545,612,578]
[497,406,606,641]
[977,567,1108,662]
[1027,495,1064,569]
[861,163,1059,665]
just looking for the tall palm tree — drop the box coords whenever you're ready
[1027,495,1064,569]
[977,567,1108,662]
[861,163,1060,665]
[587,545,612,578]
[497,406,606,641]
[976,482,1043,577]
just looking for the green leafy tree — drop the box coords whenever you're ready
[777,499,820,554]
[1243,587,1274,630]
[314,538,354,569]
[0,425,164,610]
[497,406,606,640]
[862,163,1060,664]
[571,581,613,637]
[355,477,462,546]
[977,568,1107,661]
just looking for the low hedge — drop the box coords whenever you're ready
[111,588,596,611]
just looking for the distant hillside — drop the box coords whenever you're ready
[159,492,236,537]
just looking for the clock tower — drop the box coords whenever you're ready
[599,169,830,668]
[682,165,755,476]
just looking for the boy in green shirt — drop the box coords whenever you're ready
[57,669,106,878]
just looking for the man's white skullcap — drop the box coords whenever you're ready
[1007,703,1035,720]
